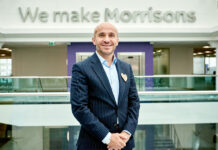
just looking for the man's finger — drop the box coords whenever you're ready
[119,134,127,140]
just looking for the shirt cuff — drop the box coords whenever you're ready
[123,130,132,136]
[102,132,111,144]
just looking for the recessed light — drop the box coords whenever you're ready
[205,51,211,53]
[197,52,203,55]
[1,48,12,52]
[203,46,210,48]
[1,54,6,56]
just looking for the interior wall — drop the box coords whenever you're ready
[12,45,67,76]
[170,47,193,74]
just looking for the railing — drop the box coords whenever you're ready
[0,76,218,150]
[0,75,216,93]
[1,90,218,104]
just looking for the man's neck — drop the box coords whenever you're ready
[96,51,114,66]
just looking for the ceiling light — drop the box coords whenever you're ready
[197,52,203,55]
[203,46,210,48]
[1,54,6,56]
[157,50,162,53]
[205,51,211,53]
[1,48,12,52]
[193,53,197,55]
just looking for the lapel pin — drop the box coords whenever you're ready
[121,73,127,82]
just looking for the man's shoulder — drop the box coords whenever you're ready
[117,59,130,67]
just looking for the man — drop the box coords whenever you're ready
[70,22,140,150]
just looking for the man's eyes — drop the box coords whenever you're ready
[98,33,116,37]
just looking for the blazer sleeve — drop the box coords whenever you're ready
[123,64,140,135]
[70,63,109,141]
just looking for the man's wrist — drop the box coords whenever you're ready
[102,132,111,144]
[122,130,132,137]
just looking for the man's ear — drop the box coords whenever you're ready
[116,38,119,46]
[92,37,96,45]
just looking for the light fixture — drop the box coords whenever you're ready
[193,53,197,55]
[197,52,203,55]
[203,46,210,48]
[205,51,211,53]
[0,48,12,52]
[157,50,162,53]
[1,54,6,57]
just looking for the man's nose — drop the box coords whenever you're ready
[103,36,110,42]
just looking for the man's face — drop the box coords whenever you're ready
[92,24,119,57]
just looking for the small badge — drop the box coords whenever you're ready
[121,73,127,82]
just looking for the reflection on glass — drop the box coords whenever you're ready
[0,124,216,150]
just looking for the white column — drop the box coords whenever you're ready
[209,41,218,90]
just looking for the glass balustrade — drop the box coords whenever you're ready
[0,76,217,150]
[0,75,216,93]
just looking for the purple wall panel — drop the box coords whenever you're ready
[67,42,153,76]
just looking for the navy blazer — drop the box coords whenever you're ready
[70,53,140,150]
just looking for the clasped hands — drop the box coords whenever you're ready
[107,131,130,150]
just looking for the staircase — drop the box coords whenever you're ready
[154,138,175,150]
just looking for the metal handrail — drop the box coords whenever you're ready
[1,90,218,96]
[0,74,216,78]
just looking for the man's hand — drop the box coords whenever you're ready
[107,133,126,150]
[120,131,131,143]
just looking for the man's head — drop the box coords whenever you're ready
[92,22,119,58]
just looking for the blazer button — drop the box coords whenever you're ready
[114,123,119,130]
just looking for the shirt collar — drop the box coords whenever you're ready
[96,51,117,68]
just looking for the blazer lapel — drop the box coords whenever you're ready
[116,60,126,107]
[90,53,117,106]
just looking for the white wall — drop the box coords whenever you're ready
[0,0,217,29]
[170,47,193,74]
[0,0,218,42]
[12,45,67,76]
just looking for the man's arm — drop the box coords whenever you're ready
[123,64,140,135]
[70,64,109,141]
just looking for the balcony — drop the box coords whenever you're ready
[0,75,217,150]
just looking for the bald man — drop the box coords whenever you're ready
[70,22,140,150]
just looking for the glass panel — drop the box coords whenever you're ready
[205,57,216,75]
[0,124,216,150]
[153,48,169,75]
[193,56,205,74]
[135,75,216,91]
[0,59,12,76]
[0,75,216,93]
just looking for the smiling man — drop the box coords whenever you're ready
[70,22,140,150]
